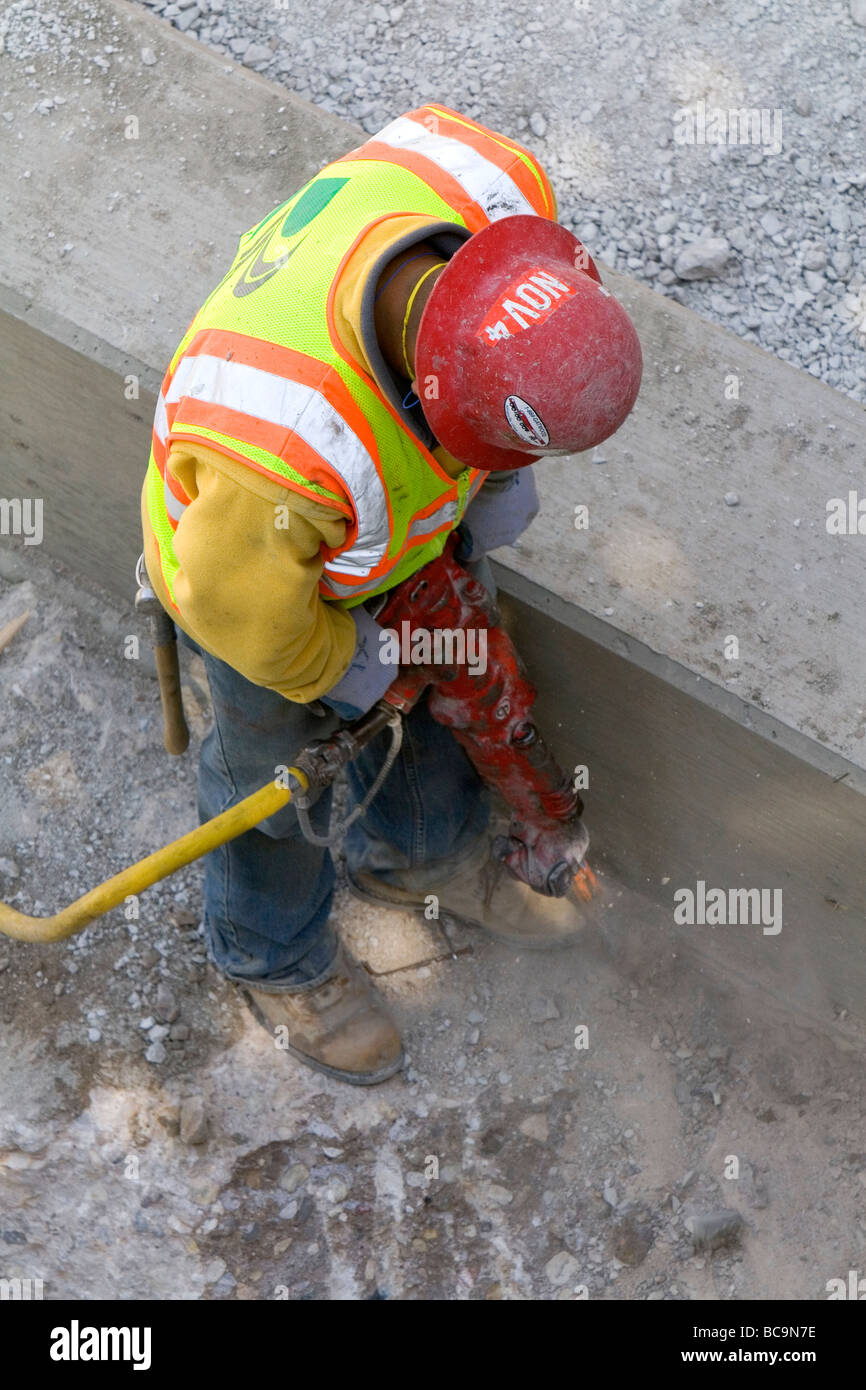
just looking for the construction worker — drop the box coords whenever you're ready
[140,104,642,1087]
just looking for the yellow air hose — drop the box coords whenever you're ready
[0,771,306,943]
[0,693,402,944]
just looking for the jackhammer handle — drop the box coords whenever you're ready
[152,613,189,756]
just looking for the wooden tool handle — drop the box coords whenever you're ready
[0,609,30,656]
[154,638,190,755]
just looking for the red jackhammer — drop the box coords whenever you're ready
[292,533,598,904]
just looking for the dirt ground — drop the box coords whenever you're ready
[0,543,864,1301]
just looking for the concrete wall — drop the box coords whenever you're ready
[0,294,155,599]
[500,586,866,1033]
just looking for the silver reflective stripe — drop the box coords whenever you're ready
[324,495,461,596]
[153,392,168,446]
[373,115,535,221]
[162,354,391,579]
[153,395,186,521]
[467,471,487,501]
[407,499,458,540]
[321,572,378,599]
[164,485,186,523]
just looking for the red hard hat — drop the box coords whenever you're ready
[414,214,643,471]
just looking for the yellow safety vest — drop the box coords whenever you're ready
[145,103,556,609]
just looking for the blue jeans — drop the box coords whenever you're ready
[179,633,489,990]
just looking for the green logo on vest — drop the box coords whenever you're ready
[231,177,350,298]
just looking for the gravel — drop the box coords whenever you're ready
[683,1206,744,1251]
[98,0,866,403]
[155,982,180,1022]
[179,1095,209,1145]
[674,235,732,281]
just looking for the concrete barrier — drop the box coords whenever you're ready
[2,0,864,1024]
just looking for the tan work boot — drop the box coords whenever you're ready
[348,830,593,949]
[243,945,403,1085]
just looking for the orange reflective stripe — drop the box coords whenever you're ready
[162,350,393,566]
[417,104,556,218]
[159,328,378,521]
[169,424,356,520]
[165,393,353,497]
[175,329,383,489]
[336,141,490,233]
[150,416,192,536]
[163,464,191,507]
[151,428,167,474]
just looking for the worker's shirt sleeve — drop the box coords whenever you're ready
[155,443,358,702]
[457,466,540,560]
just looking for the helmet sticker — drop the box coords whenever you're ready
[504,395,550,447]
[476,266,578,344]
